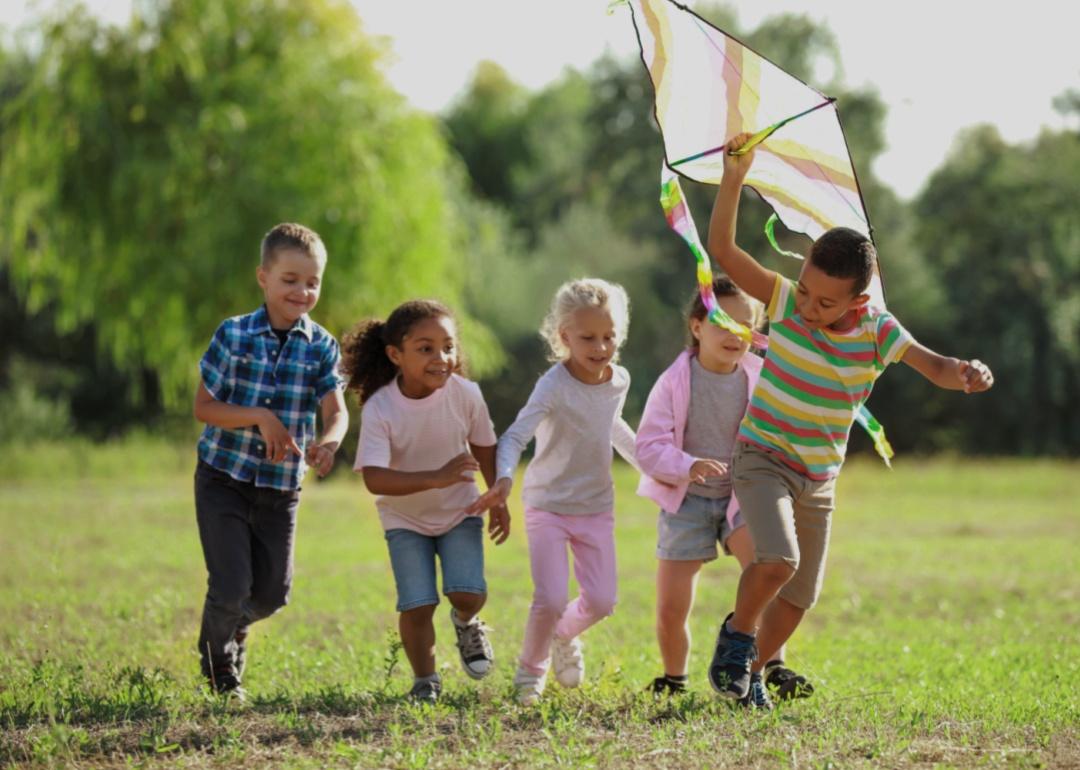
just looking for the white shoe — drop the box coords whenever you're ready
[513,665,546,705]
[551,635,584,688]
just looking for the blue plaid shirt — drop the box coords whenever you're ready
[197,305,343,491]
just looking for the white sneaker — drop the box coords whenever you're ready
[551,635,584,688]
[451,608,494,680]
[513,665,546,705]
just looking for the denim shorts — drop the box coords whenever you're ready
[385,515,486,612]
[656,493,745,562]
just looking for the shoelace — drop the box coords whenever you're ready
[747,679,771,707]
[459,621,492,660]
[715,633,758,667]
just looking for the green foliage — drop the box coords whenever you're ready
[0,0,502,409]
[913,125,1080,452]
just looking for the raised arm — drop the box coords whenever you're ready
[901,342,994,393]
[706,132,778,305]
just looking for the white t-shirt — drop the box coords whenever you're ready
[355,374,497,535]
[496,362,638,515]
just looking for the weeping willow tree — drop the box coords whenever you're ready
[0,0,502,411]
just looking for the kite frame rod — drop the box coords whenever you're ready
[669,97,837,167]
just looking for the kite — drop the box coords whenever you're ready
[621,0,895,464]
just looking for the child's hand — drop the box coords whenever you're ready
[722,131,756,180]
[488,504,511,545]
[257,410,302,463]
[959,359,994,393]
[466,477,512,515]
[689,459,727,483]
[431,452,480,489]
[305,440,339,477]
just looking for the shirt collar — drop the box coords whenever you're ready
[250,304,313,341]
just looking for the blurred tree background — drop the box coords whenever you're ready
[1,0,1076,455]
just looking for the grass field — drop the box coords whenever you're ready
[1,441,1077,768]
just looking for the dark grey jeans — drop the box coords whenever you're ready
[194,461,300,674]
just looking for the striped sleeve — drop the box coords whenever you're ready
[766,275,796,323]
[875,312,914,368]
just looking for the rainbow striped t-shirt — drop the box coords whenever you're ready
[738,275,914,480]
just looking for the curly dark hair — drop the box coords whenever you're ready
[340,299,461,405]
[808,227,876,296]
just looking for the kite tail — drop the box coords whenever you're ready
[855,406,894,468]
[765,213,804,260]
[660,166,757,346]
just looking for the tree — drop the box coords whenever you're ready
[0,0,500,414]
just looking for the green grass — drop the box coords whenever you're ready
[1,442,1077,768]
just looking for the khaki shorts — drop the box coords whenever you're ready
[731,442,836,609]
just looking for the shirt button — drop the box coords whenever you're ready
[264,398,271,404]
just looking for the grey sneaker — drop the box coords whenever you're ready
[738,672,773,711]
[451,609,494,680]
[707,613,758,700]
[408,676,442,705]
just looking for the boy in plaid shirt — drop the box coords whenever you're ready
[193,223,348,698]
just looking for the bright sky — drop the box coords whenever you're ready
[6,0,1078,198]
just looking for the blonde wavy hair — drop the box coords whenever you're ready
[539,278,630,363]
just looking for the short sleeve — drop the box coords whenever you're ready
[767,275,797,323]
[466,382,497,447]
[199,322,233,401]
[314,336,344,401]
[875,312,915,369]
[354,400,392,471]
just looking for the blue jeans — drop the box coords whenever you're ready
[385,516,486,612]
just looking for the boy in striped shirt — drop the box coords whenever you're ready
[704,132,994,708]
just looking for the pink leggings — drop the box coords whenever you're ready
[519,507,617,675]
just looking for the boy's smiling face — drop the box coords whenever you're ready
[794,261,869,331]
[257,248,324,329]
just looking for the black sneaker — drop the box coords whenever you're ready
[738,672,773,711]
[707,613,758,700]
[451,609,494,680]
[765,662,814,700]
[233,626,249,678]
[648,675,687,697]
[206,662,246,701]
[408,677,442,705]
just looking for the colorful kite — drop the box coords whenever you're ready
[622,0,895,463]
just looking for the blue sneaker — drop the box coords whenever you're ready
[707,613,758,699]
[738,672,773,711]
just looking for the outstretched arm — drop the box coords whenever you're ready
[901,343,994,393]
[706,132,778,305]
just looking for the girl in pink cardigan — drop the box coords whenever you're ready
[635,277,810,703]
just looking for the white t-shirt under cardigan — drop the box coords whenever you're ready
[496,362,638,516]
[355,374,497,536]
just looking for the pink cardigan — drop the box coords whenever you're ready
[635,349,763,527]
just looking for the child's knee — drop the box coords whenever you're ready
[447,591,486,614]
[531,589,568,616]
[754,559,797,585]
[656,602,688,632]
[584,593,617,620]
[400,603,437,626]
